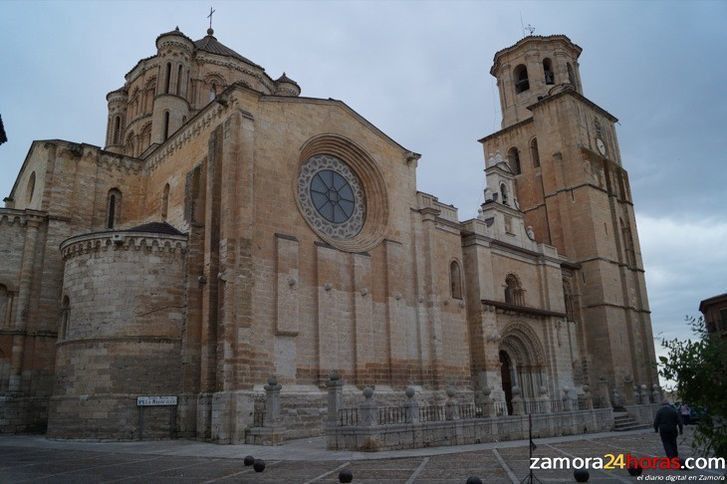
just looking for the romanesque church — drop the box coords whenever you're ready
[0,27,658,441]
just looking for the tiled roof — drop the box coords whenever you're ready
[194,29,262,69]
[125,222,185,236]
[275,72,299,87]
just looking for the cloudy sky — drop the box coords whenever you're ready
[1,1,725,363]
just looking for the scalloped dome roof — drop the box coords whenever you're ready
[193,28,262,69]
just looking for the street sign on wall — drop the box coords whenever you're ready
[136,396,178,407]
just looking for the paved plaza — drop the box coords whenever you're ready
[0,428,724,483]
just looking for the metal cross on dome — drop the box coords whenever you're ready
[207,7,216,30]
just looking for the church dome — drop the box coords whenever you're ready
[274,72,301,97]
[193,28,262,69]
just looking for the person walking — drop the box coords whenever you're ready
[653,400,683,459]
[679,403,691,426]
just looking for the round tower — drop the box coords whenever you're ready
[274,72,301,97]
[48,226,187,439]
[105,88,128,154]
[151,27,194,145]
[490,35,583,128]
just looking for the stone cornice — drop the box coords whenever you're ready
[0,208,47,227]
[482,299,566,319]
[60,231,187,261]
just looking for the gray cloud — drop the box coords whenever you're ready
[0,1,724,347]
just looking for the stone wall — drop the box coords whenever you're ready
[47,230,187,439]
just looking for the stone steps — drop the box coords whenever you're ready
[613,412,650,432]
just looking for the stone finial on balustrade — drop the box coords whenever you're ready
[582,385,593,410]
[359,387,378,426]
[538,385,552,413]
[640,384,648,405]
[482,386,498,418]
[445,386,459,420]
[633,385,640,404]
[263,375,283,426]
[612,388,624,408]
[651,384,661,404]
[405,386,420,423]
[511,385,524,416]
[562,388,573,411]
[326,371,343,426]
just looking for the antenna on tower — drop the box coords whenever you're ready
[519,12,536,37]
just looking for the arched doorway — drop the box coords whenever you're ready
[499,350,513,415]
[499,323,547,411]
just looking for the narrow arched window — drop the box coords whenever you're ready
[514,64,529,93]
[0,284,10,327]
[106,188,122,229]
[563,278,576,322]
[164,62,172,94]
[113,116,121,145]
[505,274,524,306]
[163,111,170,140]
[450,261,463,300]
[567,63,576,86]
[543,58,554,85]
[176,64,183,95]
[500,183,509,206]
[26,172,36,204]
[61,295,70,339]
[507,147,521,175]
[530,138,540,167]
[162,183,170,220]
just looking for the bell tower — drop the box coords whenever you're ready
[480,35,659,401]
[491,35,583,128]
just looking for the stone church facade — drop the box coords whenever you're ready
[0,30,658,442]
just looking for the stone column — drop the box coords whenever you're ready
[359,387,378,427]
[263,376,282,426]
[445,386,459,421]
[9,215,42,393]
[482,387,498,418]
[404,386,419,424]
[326,371,343,426]
[582,385,594,410]
[640,384,648,405]
[633,385,641,404]
[511,386,524,416]
[538,385,551,413]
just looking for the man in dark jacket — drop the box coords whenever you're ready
[653,400,683,459]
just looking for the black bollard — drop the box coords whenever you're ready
[627,464,643,476]
[466,477,483,484]
[253,459,266,473]
[338,469,353,483]
[573,468,589,482]
[243,455,255,466]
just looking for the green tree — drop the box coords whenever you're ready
[659,316,727,458]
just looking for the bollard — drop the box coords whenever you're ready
[326,371,343,426]
[263,375,282,426]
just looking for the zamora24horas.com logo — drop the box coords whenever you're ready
[530,453,726,472]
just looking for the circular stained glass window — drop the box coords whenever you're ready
[297,155,365,240]
[310,170,355,223]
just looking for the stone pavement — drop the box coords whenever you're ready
[0,427,724,483]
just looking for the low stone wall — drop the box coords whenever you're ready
[327,408,614,451]
[625,403,660,426]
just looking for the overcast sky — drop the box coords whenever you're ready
[1,1,725,367]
